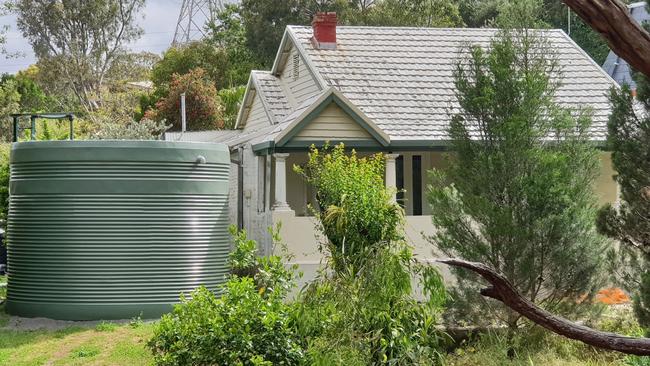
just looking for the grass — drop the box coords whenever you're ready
[448,305,650,366]
[0,322,155,366]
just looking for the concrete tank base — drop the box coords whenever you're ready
[6,141,230,320]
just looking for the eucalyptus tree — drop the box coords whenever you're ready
[11,0,145,111]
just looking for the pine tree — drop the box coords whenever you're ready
[427,26,608,328]
[597,75,650,332]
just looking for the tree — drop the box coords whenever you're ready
[427,23,607,328]
[208,5,263,88]
[91,118,169,140]
[597,78,650,332]
[563,0,650,78]
[0,78,21,143]
[146,68,224,131]
[151,42,228,98]
[240,0,311,67]
[364,0,463,27]
[11,0,145,111]
[218,85,246,129]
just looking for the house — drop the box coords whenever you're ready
[602,1,649,90]
[166,13,618,281]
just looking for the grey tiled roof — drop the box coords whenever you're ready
[285,26,615,141]
[602,2,648,90]
[252,71,292,123]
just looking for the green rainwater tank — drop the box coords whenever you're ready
[5,140,230,320]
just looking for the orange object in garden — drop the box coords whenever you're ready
[595,288,631,305]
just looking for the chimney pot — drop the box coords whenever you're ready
[312,12,337,50]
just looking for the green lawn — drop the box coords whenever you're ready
[0,322,155,366]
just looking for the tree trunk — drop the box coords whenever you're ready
[563,0,650,79]
[438,258,650,356]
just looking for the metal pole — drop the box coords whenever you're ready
[12,116,18,143]
[68,115,74,141]
[30,116,36,141]
[181,93,187,132]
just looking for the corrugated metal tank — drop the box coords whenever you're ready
[5,140,230,320]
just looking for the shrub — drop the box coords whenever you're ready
[149,226,303,366]
[294,143,403,272]
[147,68,224,131]
[91,118,170,140]
[294,245,448,365]
[294,145,448,365]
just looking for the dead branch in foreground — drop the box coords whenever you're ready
[438,258,650,356]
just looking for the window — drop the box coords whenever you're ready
[292,53,300,81]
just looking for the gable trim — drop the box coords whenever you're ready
[275,88,390,147]
[234,72,281,129]
[271,27,328,91]
[234,75,255,129]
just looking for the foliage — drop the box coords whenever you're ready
[1,70,51,113]
[147,68,224,131]
[293,145,448,365]
[209,4,263,88]
[363,0,463,27]
[149,226,303,366]
[240,0,310,67]
[597,76,650,333]
[448,324,632,366]
[427,26,607,328]
[150,41,228,99]
[294,144,403,272]
[91,118,169,140]
[106,51,160,84]
[294,244,448,365]
[218,85,246,129]
[10,0,145,111]
[0,77,20,143]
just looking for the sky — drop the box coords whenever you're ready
[0,0,187,75]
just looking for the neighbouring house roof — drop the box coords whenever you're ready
[242,26,617,152]
[602,2,649,89]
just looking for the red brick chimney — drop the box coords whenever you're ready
[311,12,337,50]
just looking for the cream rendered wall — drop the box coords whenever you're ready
[273,150,619,287]
[280,46,322,107]
[595,152,618,206]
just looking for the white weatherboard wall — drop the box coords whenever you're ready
[244,92,271,130]
[280,47,321,107]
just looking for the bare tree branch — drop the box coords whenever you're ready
[438,258,650,356]
[563,0,650,79]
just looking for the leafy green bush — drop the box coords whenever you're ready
[295,143,403,272]
[294,145,448,365]
[294,245,448,365]
[149,226,303,366]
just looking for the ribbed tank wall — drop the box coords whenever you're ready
[5,141,230,320]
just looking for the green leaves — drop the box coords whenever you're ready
[149,227,304,366]
[295,143,403,272]
[430,27,608,327]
